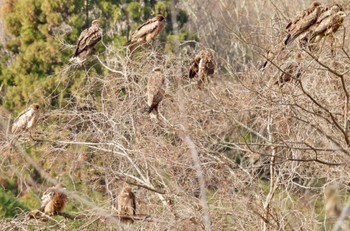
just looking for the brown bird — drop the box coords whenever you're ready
[70,19,103,64]
[284,1,324,45]
[316,4,342,24]
[40,183,67,215]
[117,184,136,224]
[125,15,165,52]
[147,67,167,116]
[307,11,347,49]
[189,50,216,89]
[274,53,302,86]
[11,103,40,135]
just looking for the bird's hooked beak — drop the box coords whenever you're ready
[340,11,348,18]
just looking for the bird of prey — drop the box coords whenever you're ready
[274,53,302,86]
[284,1,324,45]
[11,103,40,135]
[147,67,166,115]
[307,11,347,49]
[117,184,136,224]
[316,4,342,24]
[70,19,103,64]
[125,15,165,52]
[40,183,67,215]
[189,50,216,89]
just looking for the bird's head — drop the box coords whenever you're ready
[333,3,344,12]
[311,1,322,8]
[156,15,165,21]
[121,183,133,195]
[201,50,214,61]
[330,5,341,14]
[92,19,101,27]
[56,183,67,191]
[336,11,347,19]
[32,104,40,110]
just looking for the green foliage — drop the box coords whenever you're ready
[155,2,169,17]
[240,129,252,143]
[0,188,28,218]
[165,29,197,53]
[18,190,40,211]
[176,9,188,28]
[127,2,143,20]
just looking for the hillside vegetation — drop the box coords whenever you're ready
[1,0,350,230]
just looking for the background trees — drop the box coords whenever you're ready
[1,0,350,230]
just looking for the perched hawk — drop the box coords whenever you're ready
[189,50,216,89]
[308,11,347,45]
[117,184,136,224]
[275,53,302,86]
[70,19,103,64]
[284,1,324,45]
[147,67,166,115]
[11,104,40,135]
[125,15,165,52]
[316,4,342,24]
[40,183,67,215]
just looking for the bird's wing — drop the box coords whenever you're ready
[310,15,333,39]
[329,14,345,34]
[198,58,206,79]
[316,9,332,24]
[285,5,323,45]
[188,55,201,78]
[147,71,164,106]
[11,108,34,134]
[77,28,89,44]
[74,27,102,57]
[41,190,54,208]
[286,12,305,32]
[286,2,321,32]
[206,59,216,76]
[131,18,160,40]
[130,191,136,215]
[291,7,320,36]
[316,5,340,23]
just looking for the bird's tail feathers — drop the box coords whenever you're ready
[284,34,293,46]
[124,40,134,46]
[69,57,84,66]
[69,57,78,63]
[148,103,159,114]
[125,40,140,52]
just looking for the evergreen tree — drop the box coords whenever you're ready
[0,0,193,112]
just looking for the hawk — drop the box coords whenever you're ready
[284,1,324,45]
[316,4,342,24]
[11,103,40,135]
[117,184,136,224]
[125,15,165,52]
[308,11,347,46]
[40,183,67,215]
[189,50,216,89]
[147,67,166,116]
[70,19,103,64]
